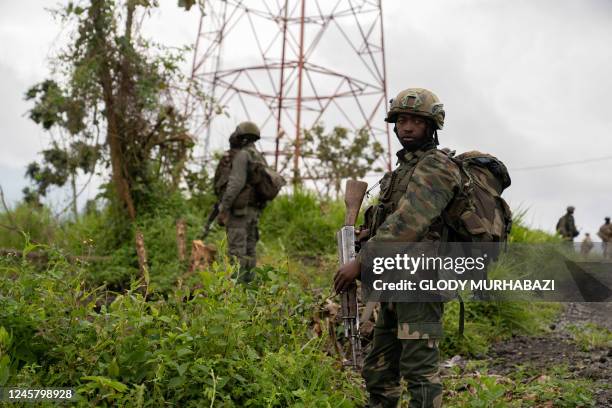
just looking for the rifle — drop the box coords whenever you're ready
[199,202,220,240]
[336,179,368,368]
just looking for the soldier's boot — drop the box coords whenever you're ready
[400,339,442,408]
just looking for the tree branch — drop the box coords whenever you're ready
[0,185,18,230]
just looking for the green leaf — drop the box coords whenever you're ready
[108,358,120,378]
[176,348,193,358]
[0,355,10,386]
[168,376,185,388]
[81,376,128,393]
[177,362,189,376]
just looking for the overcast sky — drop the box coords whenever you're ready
[1,0,611,238]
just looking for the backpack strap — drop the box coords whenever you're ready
[458,294,465,336]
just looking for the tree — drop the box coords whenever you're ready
[26,0,209,278]
[24,141,99,220]
[299,125,384,198]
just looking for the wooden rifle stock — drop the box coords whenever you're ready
[344,180,368,227]
[337,179,368,368]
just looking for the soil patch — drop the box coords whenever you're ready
[488,303,612,406]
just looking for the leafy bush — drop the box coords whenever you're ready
[0,191,571,405]
[0,254,364,407]
[259,190,345,256]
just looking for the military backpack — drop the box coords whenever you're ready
[213,147,286,205]
[443,151,512,243]
[361,149,512,334]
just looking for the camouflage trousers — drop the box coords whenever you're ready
[362,302,443,408]
[226,206,260,283]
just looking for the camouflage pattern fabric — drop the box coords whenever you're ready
[227,206,259,283]
[556,213,578,241]
[220,142,268,212]
[598,223,612,259]
[369,143,462,243]
[386,88,445,130]
[598,223,612,242]
[580,235,594,256]
[220,141,268,282]
[361,142,461,407]
[363,303,442,408]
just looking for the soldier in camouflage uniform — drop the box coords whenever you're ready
[216,121,269,282]
[335,88,461,408]
[580,233,594,256]
[556,206,579,242]
[598,217,612,259]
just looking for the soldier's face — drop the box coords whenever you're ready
[395,113,428,146]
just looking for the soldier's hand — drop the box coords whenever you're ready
[217,210,229,227]
[356,228,370,241]
[334,258,360,294]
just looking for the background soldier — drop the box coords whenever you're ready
[580,233,593,256]
[598,217,612,259]
[214,121,269,282]
[556,206,579,241]
[335,88,460,408]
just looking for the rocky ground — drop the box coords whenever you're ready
[487,303,612,406]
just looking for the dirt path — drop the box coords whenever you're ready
[488,303,612,406]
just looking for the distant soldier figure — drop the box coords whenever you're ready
[598,217,612,259]
[556,206,579,241]
[580,233,594,256]
[213,121,279,282]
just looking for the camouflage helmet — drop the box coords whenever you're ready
[235,121,260,140]
[385,88,445,129]
[567,206,575,213]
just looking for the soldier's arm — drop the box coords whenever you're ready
[220,150,249,211]
[569,217,579,237]
[370,153,462,242]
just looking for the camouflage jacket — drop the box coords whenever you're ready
[598,223,612,242]
[359,143,461,340]
[556,214,578,239]
[580,236,594,253]
[220,143,267,213]
[366,144,462,243]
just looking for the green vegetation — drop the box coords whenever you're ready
[441,301,561,357]
[567,323,612,351]
[0,192,586,406]
[443,365,594,407]
[0,248,362,406]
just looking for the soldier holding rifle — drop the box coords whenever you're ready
[335,88,462,408]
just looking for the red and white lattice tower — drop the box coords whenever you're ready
[186,0,391,184]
